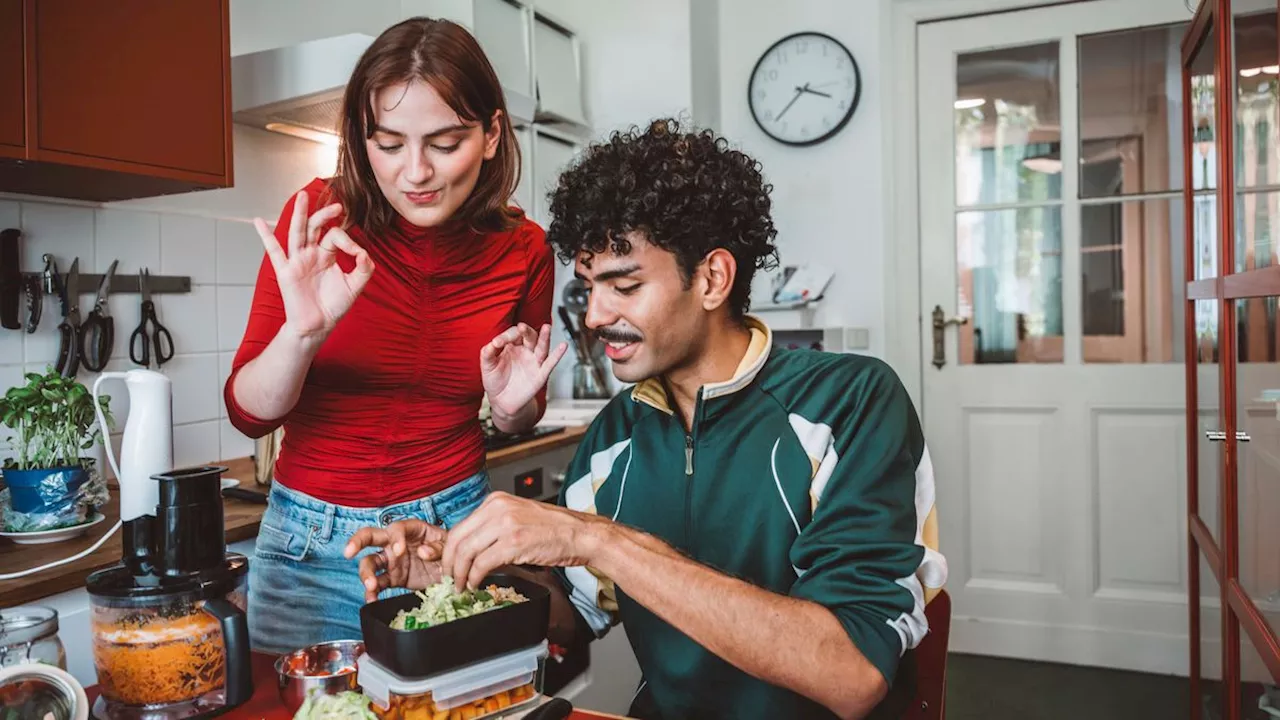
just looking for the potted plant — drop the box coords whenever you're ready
[0,368,113,532]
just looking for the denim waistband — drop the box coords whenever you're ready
[265,470,489,541]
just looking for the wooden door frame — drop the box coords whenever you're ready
[1183,1,1280,718]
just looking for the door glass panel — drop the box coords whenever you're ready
[1234,11,1279,190]
[1236,191,1280,273]
[1189,26,1218,193]
[1200,600,1223,720]
[1080,198,1184,362]
[1197,299,1222,547]
[1236,296,1280,646]
[956,207,1063,363]
[955,42,1061,206]
[1239,617,1280,714]
[1078,23,1189,198]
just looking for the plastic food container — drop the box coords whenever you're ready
[357,641,547,720]
[360,573,550,678]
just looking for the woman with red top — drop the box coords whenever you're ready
[225,17,566,653]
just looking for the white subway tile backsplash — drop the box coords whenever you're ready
[0,201,18,231]
[218,352,234,417]
[220,420,254,462]
[20,204,94,273]
[0,328,21,365]
[160,215,216,285]
[0,364,22,451]
[174,421,221,468]
[93,209,160,274]
[216,220,264,285]
[164,354,220,425]
[157,285,218,355]
[217,286,254,352]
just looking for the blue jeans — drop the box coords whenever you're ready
[247,471,490,655]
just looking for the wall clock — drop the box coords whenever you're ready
[748,32,861,146]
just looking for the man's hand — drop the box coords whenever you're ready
[442,492,606,590]
[344,520,447,603]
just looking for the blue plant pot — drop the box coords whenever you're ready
[3,465,88,515]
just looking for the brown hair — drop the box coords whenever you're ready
[328,17,522,235]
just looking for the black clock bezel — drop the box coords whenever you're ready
[747,31,862,147]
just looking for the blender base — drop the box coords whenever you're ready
[92,689,231,720]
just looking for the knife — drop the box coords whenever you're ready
[0,228,20,330]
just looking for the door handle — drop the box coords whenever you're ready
[1205,430,1251,442]
[932,304,968,369]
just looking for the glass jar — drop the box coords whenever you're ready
[0,606,67,670]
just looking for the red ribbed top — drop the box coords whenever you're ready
[224,178,554,506]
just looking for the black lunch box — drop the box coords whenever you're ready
[360,573,552,677]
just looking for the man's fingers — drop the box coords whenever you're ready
[467,545,510,591]
[344,526,392,559]
[358,551,388,601]
[288,191,309,255]
[253,218,288,269]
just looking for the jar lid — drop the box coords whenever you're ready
[358,641,546,711]
[0,605,58,646]
[0,663,89,720]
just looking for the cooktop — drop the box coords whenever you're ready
[482,424,566,451]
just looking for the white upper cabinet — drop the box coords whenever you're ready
[533,12,585,126]
[473,0,534,104]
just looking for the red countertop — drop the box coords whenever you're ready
[84,652,624,720]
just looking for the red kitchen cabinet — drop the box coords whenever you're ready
[0,0,233,201]
[0,0,25,159]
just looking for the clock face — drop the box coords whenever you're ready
[748,32,861,146]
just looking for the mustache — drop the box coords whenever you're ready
[594,326,643,344]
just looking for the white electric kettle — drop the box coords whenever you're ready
[92,370,174,527]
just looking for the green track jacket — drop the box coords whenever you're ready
[555,317,947,719]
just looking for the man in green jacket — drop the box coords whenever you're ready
[346,119,947,720]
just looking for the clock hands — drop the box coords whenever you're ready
[777,83,833,122]
[775,87,804,121]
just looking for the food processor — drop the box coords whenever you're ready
[86,465,252,719]
[86,370,252,719]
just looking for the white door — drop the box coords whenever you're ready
[917,0,1271,674]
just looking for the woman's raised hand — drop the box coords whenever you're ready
[253,191,375,343]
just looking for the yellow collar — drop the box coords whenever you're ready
[631,316,773,415]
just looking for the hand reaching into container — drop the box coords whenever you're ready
[344,520,447,603]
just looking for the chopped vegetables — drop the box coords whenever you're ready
[389,577,528,631]
[369,681,537,720]
[292,690,378,719]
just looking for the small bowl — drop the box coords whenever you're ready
[275,639,365,714]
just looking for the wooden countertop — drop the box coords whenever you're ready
[0,426,587,608]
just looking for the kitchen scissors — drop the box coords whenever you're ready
[129,268,174,368]
[79,260,117,372]
[54,258,82,378]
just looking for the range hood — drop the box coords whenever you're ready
[231,33,537,146]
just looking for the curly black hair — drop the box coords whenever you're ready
[545,118,779,318]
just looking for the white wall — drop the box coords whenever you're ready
[718,1,887,356]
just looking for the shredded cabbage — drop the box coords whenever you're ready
[292,691,377,720]
[389,576,528,630]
